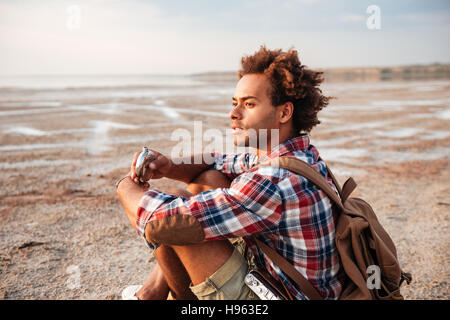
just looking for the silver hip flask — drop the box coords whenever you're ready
[134,147,157,183]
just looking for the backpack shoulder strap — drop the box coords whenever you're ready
[318,156,343,198]
[258,156,345,210]
[254,156,348,300]
[253,237,324,300]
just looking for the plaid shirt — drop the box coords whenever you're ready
[136,134,344,299]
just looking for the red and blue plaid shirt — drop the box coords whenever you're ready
[137,134,344,299]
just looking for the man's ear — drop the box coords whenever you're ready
[278,101,294,124]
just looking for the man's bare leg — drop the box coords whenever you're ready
[153,245,199,300]
[135,262,169,300]
[171,240,235,286]
[135,243,197,300]
[136,169,232,299]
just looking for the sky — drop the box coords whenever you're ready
[0,0,449,75]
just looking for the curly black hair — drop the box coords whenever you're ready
[238,45,330,133]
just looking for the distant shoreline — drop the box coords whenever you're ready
[191,63,450,82]
[0,63,448,89]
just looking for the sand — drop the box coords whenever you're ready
[0,76,448,299]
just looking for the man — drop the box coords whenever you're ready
[116,46,344,300]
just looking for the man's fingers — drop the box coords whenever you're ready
[149,154,168,170]
[130,148,165,182]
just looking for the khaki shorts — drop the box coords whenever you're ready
[189,248,260,300]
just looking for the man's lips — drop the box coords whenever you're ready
[231,125,244,134]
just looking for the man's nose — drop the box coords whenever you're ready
[229,104,242,120]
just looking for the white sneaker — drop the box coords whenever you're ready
[121,285,143,300]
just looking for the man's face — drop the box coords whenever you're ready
[230,74,279,148]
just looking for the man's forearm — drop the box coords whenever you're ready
[116,176,147,230]
[165,154,214,184]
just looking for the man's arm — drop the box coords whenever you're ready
[164,154,213,184]
[139,169,283,246]
[129,151,213,185]
[129,149,256,187]
[165,151,257,183]
[116,176,148,231]
[118,151,215,231]
[117,149,255,235]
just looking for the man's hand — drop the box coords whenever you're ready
[130,149,173,186]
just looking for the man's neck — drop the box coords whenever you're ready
[255,136,292,161]
[255,126,296,161]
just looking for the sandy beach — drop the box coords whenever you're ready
[0,75,449,299]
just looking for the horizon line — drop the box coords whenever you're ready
[1,61,449,78]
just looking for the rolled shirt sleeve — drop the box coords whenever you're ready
[211,152,259,180]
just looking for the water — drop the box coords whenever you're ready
[0,74,204,89]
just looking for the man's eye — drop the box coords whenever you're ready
[245,102,255,107]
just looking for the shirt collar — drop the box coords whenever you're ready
[257,134,311,164]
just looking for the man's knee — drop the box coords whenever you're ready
[187,170,231,195]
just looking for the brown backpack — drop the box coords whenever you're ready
[256,156,412,300]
